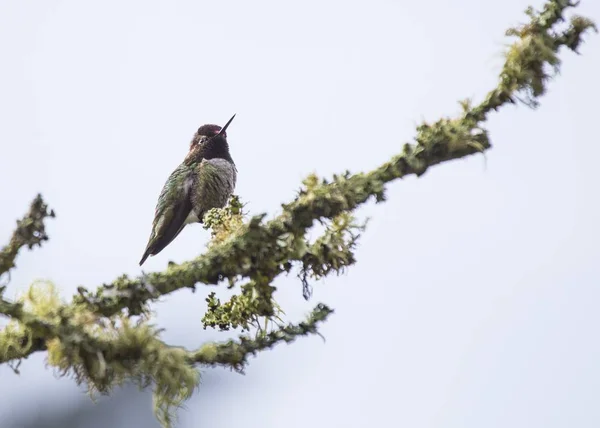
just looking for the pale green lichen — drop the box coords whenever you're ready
[202,194,246,247]
[299,212,367,299]
[0,321,32,373]
[2,280,330,427]
[47,316,200,428]
[22,280,63,318]
[0,280,63,370]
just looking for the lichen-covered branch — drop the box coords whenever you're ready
[191,303,331,369]
[73,0,595,319]
[0,194,55,280]
[0,195,55,363]
[2,281,330,427]
[0,0,596,368]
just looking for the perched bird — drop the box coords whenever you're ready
[139,114,237,266]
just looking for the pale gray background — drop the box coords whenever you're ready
[1,0,599,427]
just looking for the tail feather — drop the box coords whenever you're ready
[138,224,187,266]
[139,248,152,266]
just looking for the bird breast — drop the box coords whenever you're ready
[189,158,237,223]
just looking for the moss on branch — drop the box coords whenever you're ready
[0,194,55,281]
[1,281,330,427]
[2,0,596,367]
[71,0,595,321]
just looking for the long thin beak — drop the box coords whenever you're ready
[216,113,236,137]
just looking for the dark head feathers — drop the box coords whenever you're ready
[197,124,225,138]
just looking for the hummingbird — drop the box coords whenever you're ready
[139,114,237,266]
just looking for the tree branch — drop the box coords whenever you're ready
[191,303,332,369]
[0,0,595,368]
[0,194,55,281]
[1,285,330,427]
[74,0,596,319]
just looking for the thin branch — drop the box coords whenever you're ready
[1,292,330,373]
[190,303,332,371]
[0,194,55,281]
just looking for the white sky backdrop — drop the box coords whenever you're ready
[1,0,599,427]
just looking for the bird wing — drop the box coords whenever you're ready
[139,163,195,265]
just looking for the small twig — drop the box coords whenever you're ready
[0,194,55,280]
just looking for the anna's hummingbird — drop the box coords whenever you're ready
[139,114,237,266]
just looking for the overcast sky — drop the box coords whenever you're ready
[1,0,599,427]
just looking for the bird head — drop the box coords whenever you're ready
[190,114,236,149]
